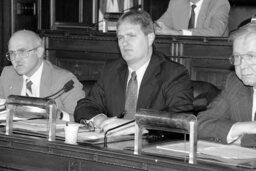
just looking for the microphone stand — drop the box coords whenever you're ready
[103,119,135,148]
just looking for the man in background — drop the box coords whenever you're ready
[74,10,193,134]
[155,0,230,37]
[0,30,85,120]
[198,23,256,147]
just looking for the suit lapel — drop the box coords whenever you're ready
[236,86,253,121]
[117,62,129,111]
[196,0,209,28]
[10,76,23,95]
[40,61,52,97]
[137,54,163,109]
[172,0,190,29]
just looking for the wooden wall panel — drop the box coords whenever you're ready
[42,30,234,89]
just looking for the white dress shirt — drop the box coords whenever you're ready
[22,62,44,97]
[182,0,204,35]
[127,59,150,97]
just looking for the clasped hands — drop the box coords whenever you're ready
[92,114,135,136]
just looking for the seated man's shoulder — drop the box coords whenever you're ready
[158,53,187,71]
[46,61,73,77]
[103,58,125,72]
[209,0,230,7]
[225,72,245,90]
[1,65,17,76]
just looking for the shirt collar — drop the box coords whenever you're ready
[190,0,203,8]
[128,58,150,77]
[23,61,44,87]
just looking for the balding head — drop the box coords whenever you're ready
[8,30,44,77]
[8,30,42,49]
[230,23,256,43]
[231,23,256,87]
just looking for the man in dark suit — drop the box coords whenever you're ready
[155,0,230,37]
[198,23,256,147]
[0,30,85,120]
[74,10,193,133]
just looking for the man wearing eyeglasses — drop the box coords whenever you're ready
[0,30,85,120]
[198,23,256,147]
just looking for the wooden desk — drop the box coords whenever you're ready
[41,30,233,89]
[0,132,252,171]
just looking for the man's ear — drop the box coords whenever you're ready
[148,32,155,46]
[36,47,45,58]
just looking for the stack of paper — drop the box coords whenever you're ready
[153,140,256,168]
[12,119,67,132]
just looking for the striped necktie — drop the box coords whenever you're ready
[124,71,138,119]
[26,79,33,97]
[188,4,196,29]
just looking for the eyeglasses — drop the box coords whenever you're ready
[6,46,40,61]
[229,54,256,66]
[80,119,95,132]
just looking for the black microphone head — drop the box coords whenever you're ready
[63,80,74,93]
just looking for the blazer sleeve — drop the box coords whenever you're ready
[0,68,7,98]
[164,65,194,113]
[197,73,238,144]
[157,0,174,28]
[58,72,85,115]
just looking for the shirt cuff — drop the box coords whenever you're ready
[91,114,107,123]
[182,29,192,36]
[227,124,242,144]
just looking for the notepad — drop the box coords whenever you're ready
[157,140,256,160]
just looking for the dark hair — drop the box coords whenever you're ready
[230,23,256,42]
[116,10,154,35]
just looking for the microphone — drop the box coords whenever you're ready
[103,119,135,147]
[45,80,74,99]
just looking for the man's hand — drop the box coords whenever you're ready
[100,117,133,133]
[154,21,181,35]
[231,121,256,138]
[92,114,108,128]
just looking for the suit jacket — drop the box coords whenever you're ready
[0,60,85,115]
[74,51,193,122]
[198,72,256,146]
[158,0,230,36]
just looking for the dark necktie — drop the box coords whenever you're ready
[188,4,196,29]
[241,111,256,147]
[124,71,138,119]
[254,111,256,121]
[26,79,33,96]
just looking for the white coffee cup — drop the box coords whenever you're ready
[64,123,80,145]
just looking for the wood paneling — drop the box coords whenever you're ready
[0,133,247,171]
[41,30,233,89]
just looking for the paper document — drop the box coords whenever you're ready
[0,109,28,121]
[11,119,67,132]
[157,140,256,160]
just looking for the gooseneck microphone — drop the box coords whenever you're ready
[45,80,74,99]
[103,119,135,148]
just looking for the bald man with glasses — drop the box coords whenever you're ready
[0,30,85,120]
[198,23,256,147]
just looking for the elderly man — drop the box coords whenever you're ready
[0,30,85,120]
[198,23,256,147]
[155,0,230,37]
[74,10,193,133]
